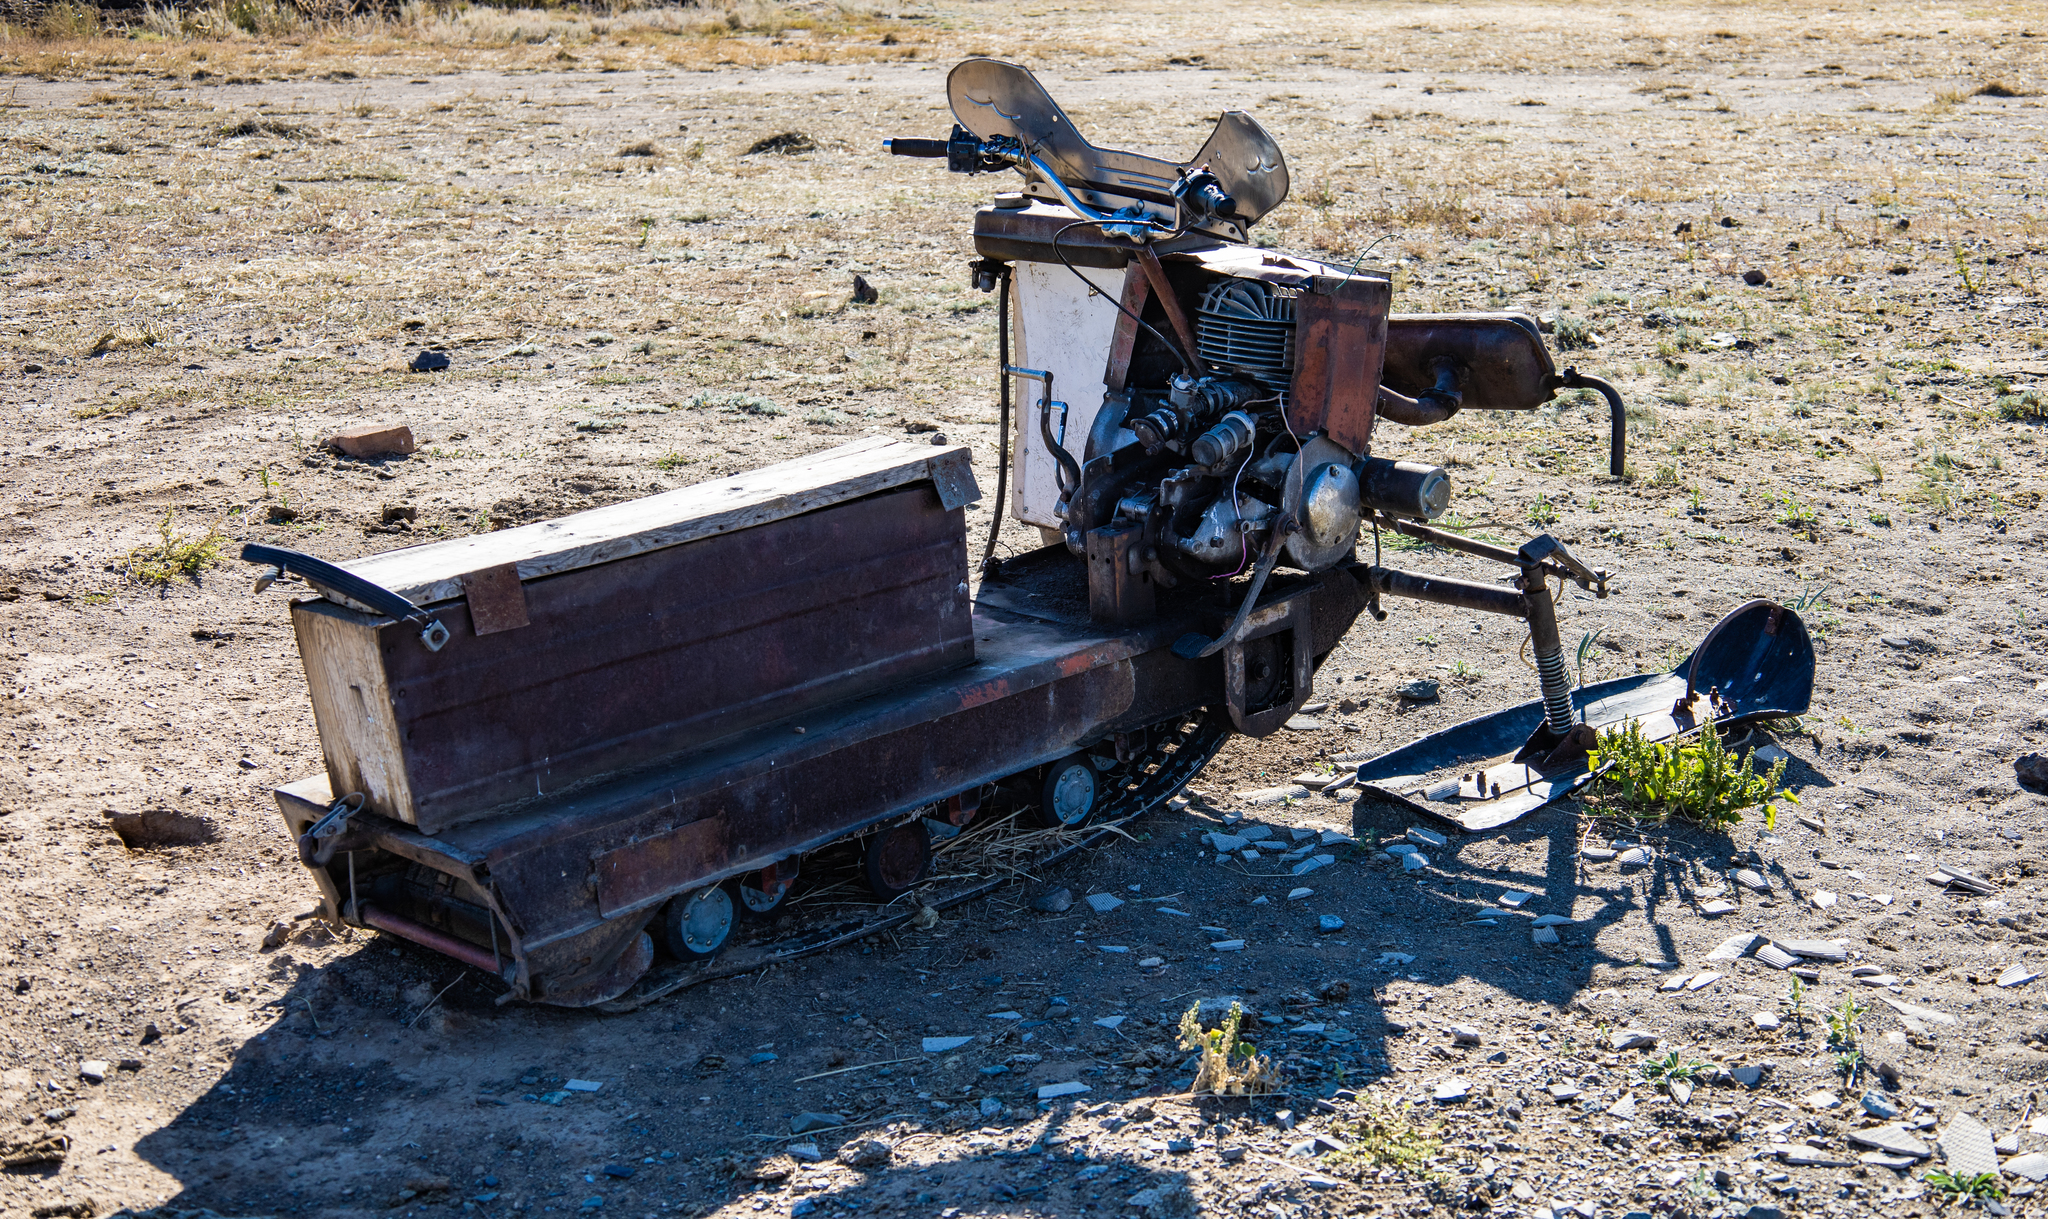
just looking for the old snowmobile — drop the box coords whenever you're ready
[242,60,1811,1007]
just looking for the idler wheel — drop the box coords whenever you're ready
[1033,752,1100,829]
[735,863,794,921]
[862,822,931,901]
[661,884,736,960]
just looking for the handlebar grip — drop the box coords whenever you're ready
[883,137,950,158]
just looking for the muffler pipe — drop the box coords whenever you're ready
[1554,368,1627,478]
[357,902,502,975]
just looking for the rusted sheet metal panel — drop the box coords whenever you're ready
[300,484,974,835]
[1289,274,1390,455]
[461,563,531,635]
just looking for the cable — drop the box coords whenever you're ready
[979,263,1013,575]
[1050,221,1195,374]
[1346,232,1399,277]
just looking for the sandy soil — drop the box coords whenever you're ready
[4,2,2048,1217]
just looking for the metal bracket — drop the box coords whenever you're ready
[1223,590,1315,738]
[296,792,366,869]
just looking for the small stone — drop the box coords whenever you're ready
[1498,891,1532,908]
[1396,678,1440,701]
[1706,933,1761,961]
[1998,964,2040,988]
[1549,1083,1583,1102]
[1615,846,1652,867]
[790,1112,844,1134]
[1532,925,1559,945]
[1037,1081,1089,1100]
[787,1142,823,1163]
[1753,1011,1781,1031]
[1137,957,1164,968]
[1856,973,1901,987]
[1847,1125,1931,1159]
[601,1164,635,1179]
[1318,829,1356,846]
[1581,846,1617,860]
[1939,1112,2000,1178]
[1449,1025,1481,1046]
[1608,1093,1637,1119]
[408,349,452,373]
[563,1079,603,1092]
[1239,849,1261,862]
[1210,940,1246,952]
[1093,1016,1125,1030]
[78,1060,108,1084]
[1287,887,1313,901]
[1434,1078,1471,1102]
[1099,945,1130,954]
[1860,1091,1899,1119]
[1730,1066,1765,1088]
[1754,944,1800,970]
[1207,833,1250,853]
[1700,900,1737,916]
[1802,1090,1840,1110]
[979,1097,1003,1119]
[1085,893,1125,914]
[1033,888,1074,914]
[1811,890,1837,910]
[1294,854,1336,876]
[1684,971,1723,992]
[986,1011,1023,1020]
[1317,915,1345,934]
[1774,938,1848,963]
[1401,852,1428,872]
[837,1140,891,1169]
[1742,269,1769,286]
[923,1036,973,1053]
[2004,1152,2048,1182]
[1530,915,1575,927]
[325,423,416,458]
[1407,827,1448,849]
[1858,1151,1918,1169]
[1733,868,1771,892]
[1610,1028,1658,1051]
[749,1052,778,1065]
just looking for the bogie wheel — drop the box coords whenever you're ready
[735,863,794,921]
[660,884,736,960]
[862,822,931,901]
[1033,752,1101,829]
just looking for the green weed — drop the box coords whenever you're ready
[1924,1170,2004,1201]
[1638,1050,1710,1086]
[1528,494,1559,526]
[1586,717,1793,830]
[126,510,227,586]
[1325,1098,1444,1176]
[1177,1002,1280,1096]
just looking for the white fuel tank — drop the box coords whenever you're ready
[1007,260,1128,531]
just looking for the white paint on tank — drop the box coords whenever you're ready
[1009,260,1127,530]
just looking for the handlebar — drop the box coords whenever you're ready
[883,137,950,158]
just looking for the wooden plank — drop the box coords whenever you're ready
[340,438,979,608]
[291,600,418,823]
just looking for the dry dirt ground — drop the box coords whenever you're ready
[5,2,2048,1218]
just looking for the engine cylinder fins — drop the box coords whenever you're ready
[1195,278,1296,400]
[1360,457,1453,522]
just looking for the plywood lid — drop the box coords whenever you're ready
[339,437,980,608]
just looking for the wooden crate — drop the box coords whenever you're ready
[293,438,980,834]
